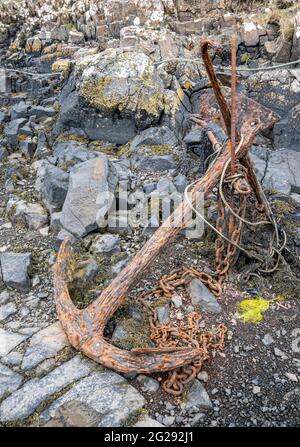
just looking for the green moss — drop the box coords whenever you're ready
[56,133,89,145]
[241,52,251,64]
[272,199,296,217]
[123,408,148,427]
[139,144,172,156]
[110,317,153,351]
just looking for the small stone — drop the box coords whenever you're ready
[253,386,261,394]
[285,373,298,382]
[162,415,175,426]
[171,294,182,308]
[156,305,170,325]
[197,371,209,382]
[133,416,164,427]
[187,278,222,314]
[6,197,48,230]
[185,380,213,411]
[91,233,120,255]
[262,334,274,346]
[274,348,288,360]
[136,375,160,393]
[0,252,32,292]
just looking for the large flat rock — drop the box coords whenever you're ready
[0,363,23,399]
[60,156,117,237]
[21,322,69,370]
[0,356,92,422]
[45,371,145,427]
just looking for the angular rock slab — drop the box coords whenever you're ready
[250,148,300,194]
[0,302,17,321]
[0,328,28,357]
[0,252,32,292]
[185,380,213,411]
[21,322,69,371]
[0,363,23,399]
[46,371,145,427]
[0,356,92,422]
[60,156,117,237]
[187,278,222,314]
[43,400,102,427]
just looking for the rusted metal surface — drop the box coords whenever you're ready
[54,39,279,377]
[230,34,237,176]
[200,37,280,213]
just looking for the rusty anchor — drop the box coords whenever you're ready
[54,39,279,375]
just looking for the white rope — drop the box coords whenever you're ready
[0,67,60,77]
[154,57,300,72]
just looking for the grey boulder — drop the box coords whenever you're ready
[60,156,117,237]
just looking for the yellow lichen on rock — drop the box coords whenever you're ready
[237,298,271,323]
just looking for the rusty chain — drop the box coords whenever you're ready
[138,266,227,396]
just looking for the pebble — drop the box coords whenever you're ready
[262,334,274,346]
[197,371,209,382]
[162,416,175,426]
[253,386,261,394]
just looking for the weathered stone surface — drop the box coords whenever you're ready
[21,322,69,371]
[187,278,222,314]
[0,328,28,357]
[0,302,17,321]
[247,70,300,117]
[185,380,213,411]
[132,153,177,171]
[241,22,260,47]
[60,156,117,237]
[59,50,165,143]
[30,105,56,118]
[250,148,300,194]
[0,356,92,422]
[157,305,170,324]
[53,141,94,167]
[136,375,160,393]
[0,252,32,292]
[43,400,102,427]
[4,118,27,146]
[91,233,120,255]
[37,162,69,212]
[45,371,145,427]
[291,11,300,61]
[273,103,300,151]
[133,416,165,427]
[0,363,23,399]
[130,126,178,150]
[6,196,48,230]
[11,102,30,120]
[69,30,85,44]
